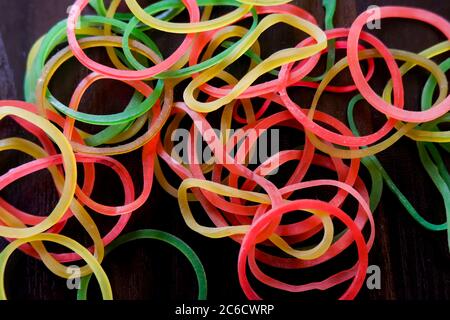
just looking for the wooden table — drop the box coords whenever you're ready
[0,0,449,300]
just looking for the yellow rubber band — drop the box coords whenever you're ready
[125,0,252,34]
[184,13,327,113]
[178,178,334,260]
[0,233,112,300]
[0,107,76,238]
[0,138,104,278]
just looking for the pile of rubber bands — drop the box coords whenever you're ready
[0,0,449,300]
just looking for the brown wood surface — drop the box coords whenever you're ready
[0,0,449,300]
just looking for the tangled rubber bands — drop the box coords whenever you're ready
[0,0,448,300]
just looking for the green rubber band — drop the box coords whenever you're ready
[23,14,166,144]
[84,91,144,146]
[425,143,450,187]
[348,94,448,233]
[24,9,166,98]
[77,229,207,300]
[48,79,164,126]
[346,95,384,211]
[421,58,450,111]
[90,0,107,17]
[121,0,259,78]
[25,14,163,101]
[302,0,336,82]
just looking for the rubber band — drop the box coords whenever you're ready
[238,199,369,300]
[89,0,184,22]
[0,138,105,277]
[125,0,251,34]
[0,233,112,300]
[68,0,200,80]
[156,99,373,296]
[184,13,327,112]
[34,36,175,155]
[302,48,447,158]
[77,229,207,300]
[302,0,337,82]
[347,6,450,122]
[0,107,76,239]
[0,103,134,266]
[347,55,450,249]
